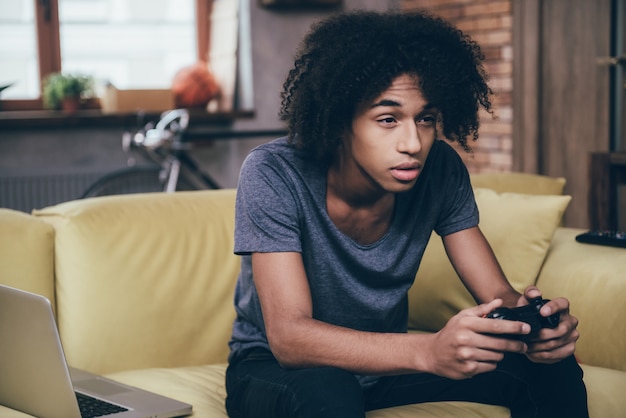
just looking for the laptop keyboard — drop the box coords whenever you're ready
[76,392,129,417]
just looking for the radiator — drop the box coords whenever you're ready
[0,172,106,213]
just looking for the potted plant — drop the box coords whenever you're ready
[42,72,94,112]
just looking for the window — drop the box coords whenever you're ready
[0,0,39,103]
[0,0,215,111]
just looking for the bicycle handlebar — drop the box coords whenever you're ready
[133,109,190,150]
[155,108,190,132]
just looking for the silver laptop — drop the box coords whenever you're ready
[0,284,193,418]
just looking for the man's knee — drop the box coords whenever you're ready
[227,363,365,418]
[496,354,588,418]
[283,367,365,418]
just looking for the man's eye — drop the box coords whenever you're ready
[379,117,397,125]
[418,115,436,126]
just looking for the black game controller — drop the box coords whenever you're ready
[485,297,560,341]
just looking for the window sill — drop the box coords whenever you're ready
[0,108,255,130]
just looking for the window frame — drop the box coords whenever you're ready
[1,0,214,111]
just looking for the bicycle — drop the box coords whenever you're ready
[82,109,224,198]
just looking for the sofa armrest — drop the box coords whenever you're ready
[0,209,56,313]
[536,228,626,372]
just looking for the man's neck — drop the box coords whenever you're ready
[326,164,395,245]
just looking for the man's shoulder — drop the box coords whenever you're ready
[245,136,321,175]
[430,139,461,159]
[241,136,290,170]
[250,136,292,155]
[239,136,325,198]
[418,140,466,183]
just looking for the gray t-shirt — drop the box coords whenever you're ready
[229,137,478,386]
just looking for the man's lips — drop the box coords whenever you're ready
[390,162,421,182]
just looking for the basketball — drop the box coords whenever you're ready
[171,61,220,109]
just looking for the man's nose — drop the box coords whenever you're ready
[399,123,422,155]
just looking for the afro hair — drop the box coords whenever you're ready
[279,9,493,162]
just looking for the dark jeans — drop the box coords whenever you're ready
[225,348,588,418]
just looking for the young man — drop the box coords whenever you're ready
[225,10,588,418]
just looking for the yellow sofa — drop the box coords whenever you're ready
[1,173,625,417]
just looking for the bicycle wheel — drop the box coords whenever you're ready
[81,166,197,198]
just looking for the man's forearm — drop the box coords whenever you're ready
[267,315,434,376]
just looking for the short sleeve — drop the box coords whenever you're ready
[430,142,479,237]
[234,149,304,255]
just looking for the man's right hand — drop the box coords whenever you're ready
[422,299,530,380]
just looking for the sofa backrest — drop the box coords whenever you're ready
[470,172,566,195]
[33,189,240,375]
[13,172,570,375]
[0,209,56,312]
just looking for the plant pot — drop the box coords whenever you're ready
[62,96,80,113]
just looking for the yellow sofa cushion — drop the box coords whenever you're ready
[106,364,230,418]
[580,364,626,418]
[33,190,239,375]
[0,209,55,312]
[408,189,571,332]
[537,228,626,372]
[471,172,566,195]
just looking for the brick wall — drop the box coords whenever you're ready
[402,0,513,173]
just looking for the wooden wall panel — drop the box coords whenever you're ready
[539,0,611,227]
